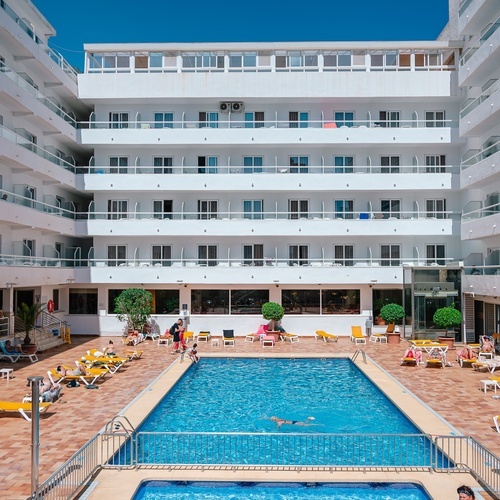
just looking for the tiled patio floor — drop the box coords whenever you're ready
[0,335,499,499]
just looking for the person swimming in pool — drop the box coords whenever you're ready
[269,416,318,429]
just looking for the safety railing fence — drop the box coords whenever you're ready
[81,164,457,175]
[31,432,500,500]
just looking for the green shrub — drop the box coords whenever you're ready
[115,288,153,331]
[379,303,405,325]
[433,304,462,337]
[261,302,284,330]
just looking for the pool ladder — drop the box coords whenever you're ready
[104,414,135,436]
[352,349,367,364]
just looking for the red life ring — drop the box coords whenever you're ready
[47,300,55,313]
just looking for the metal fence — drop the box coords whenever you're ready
[32,432,500,499]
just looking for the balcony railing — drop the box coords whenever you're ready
[0,0,78,81]
[81,164,456,175]
[0,62,77,127]
[0,189,76,219]
[458,0,474,16]
[0,124,77,173]
[461,138,500,169]
[462,201,500,219]
[0,254,455,269]
[87,210,455,221]
[460,79,500,118]
[81,117,458,130]
[460,16,500,66]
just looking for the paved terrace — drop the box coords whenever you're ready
[0,335,499,499]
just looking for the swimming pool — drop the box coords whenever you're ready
[140,358,418,434]
[125,358,443,467]
[132,480,432,500]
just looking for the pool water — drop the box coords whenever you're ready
[140,358,418,434]
[133,481,431,500]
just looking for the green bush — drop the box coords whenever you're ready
[379,303,405,325]
[433,304,462,337]
[115,288,153,331]
[262,302,284,330]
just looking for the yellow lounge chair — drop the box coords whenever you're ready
[87,349,128,364]
[494,415,500,434]
[183,331,194,343]
[47,366,106,386]
[197,331,212,342]
[123,349,143,359]
[315,330,338,343]
[350,326,367,344]
[369,332,387,343]
[0,400,51,421]
[80,355,123,374]
[281,332,299,343]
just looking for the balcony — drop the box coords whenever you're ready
[462,200,500,240]
[459,0,499,36]
[460,138,500,188]
[460,79,500,136]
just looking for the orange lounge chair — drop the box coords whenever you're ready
[0,400,51,422]
[350,326,367,344]
[315,330,338,343]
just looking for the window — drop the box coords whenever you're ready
[370,51,398,69]
[107,245,126,266]
[153,200,173,219]
[338,51,352,67]
[425,155,446,173]
[243,244,264,266]
[289,245,308,266]
[154,290,179,314]
[334,112,354,128]
[53,289,59,311]
[373,289,402,319]
[182,52,224,70]
[198,245,217,266]
[152,245,172,266]
[334,245,354,266]
[426,199,446,219]
[426,244,445,265]
[334,200,354,219]
[191,289,229,314]
[243,156,263,173]
[381,244,400,266]
[231,289,269,314]
[153,156,173,174]
[69,288,97,315]
[282,289,320,314]
[244,112,265,128]
[289,156,308,173]
[154,112,173,129]
[381,156,400,174]
[322,289,360,314]
[229,51,257,68]
[381,199,401,219]
[379,111,400,128]
[334,156,354,173]
[198,200,218,219]
[289,199,309,219]
[108,200,128,220]
[425,111,445,128]
[198,156,218,174]
[110,156,128,174]
[243,200,263,220]
[198,112,218,128]
[289,111,308,128]
[109,112,128,129]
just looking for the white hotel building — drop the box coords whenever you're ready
[0,0,499,341]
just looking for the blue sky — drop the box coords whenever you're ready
[32,0,450,71]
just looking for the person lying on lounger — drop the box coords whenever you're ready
[269,416,318,428]
[56,363,90,377]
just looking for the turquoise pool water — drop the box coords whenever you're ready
[140,358,417,434]
[133,481,431,500]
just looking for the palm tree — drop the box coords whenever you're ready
[16,302,43,345]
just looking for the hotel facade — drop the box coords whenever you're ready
[0,0,499,341]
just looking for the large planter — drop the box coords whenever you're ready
[386,332,401,345]
[265,331,281,342]
[21,344,37,354]
[438,336,455,350]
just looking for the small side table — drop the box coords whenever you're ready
[0,368,13,380]
[211,337,220,347]
[480,379,498,393]
[261,335,275,348]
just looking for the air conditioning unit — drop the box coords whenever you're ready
[231,101,244,113]
[219,102,231,113]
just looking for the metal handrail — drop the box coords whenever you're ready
[0,189,76,219]
[32,433,500,499]
[461,139,500,168]
[460,79,500,118]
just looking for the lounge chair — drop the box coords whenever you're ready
[246,325,268,343]
[0,340,38,363]
[123,348,143,359]
[494,415,500,433]
[47,366,106,386]
[281,332,299,343]
[400,346,423,366]
[223,329,235,347]
[425,348,445,368]
[183,331,194,343]
[87,349,128,364]
[80,355,123,374]
[197,331,211,342]
[369,332,388,343]
[350,326,367,344]
[315,330,338,343]
[0,400,51,422]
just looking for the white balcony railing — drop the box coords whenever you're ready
[460,79,500,118]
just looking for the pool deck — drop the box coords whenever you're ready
[0,334,498,499]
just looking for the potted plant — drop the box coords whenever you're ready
[379,303,405,344]
[115,288,153,333]
[433,303,462,349]
[261,302,284,342]
[16,302,44,353]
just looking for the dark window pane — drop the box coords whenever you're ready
[282,289,320,314]
[231,289,269,314]
[191,289,229,314]
[69,288,98,314]
[321,289,360,314]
